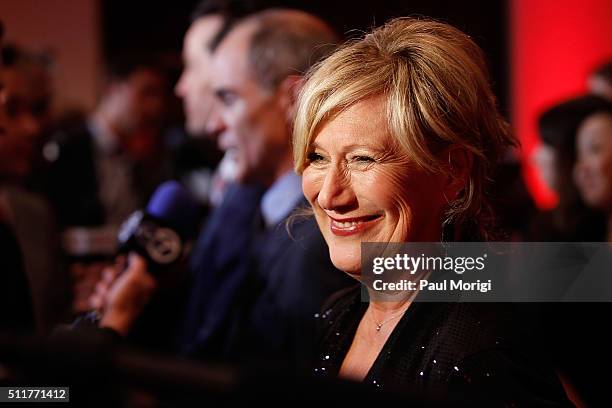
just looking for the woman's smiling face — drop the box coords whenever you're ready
[302,96,448,277]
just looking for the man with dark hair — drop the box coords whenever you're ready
[174,0,260,206]
[175,8,224,138]
[190,0,256,52]
[176,0,257,139]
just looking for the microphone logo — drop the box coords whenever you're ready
[145,227,182,264]
[118,210,184,267]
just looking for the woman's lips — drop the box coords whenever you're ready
[329,214,382,236]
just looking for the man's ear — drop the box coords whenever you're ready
[277,74,304,124]
[444,146,473,200]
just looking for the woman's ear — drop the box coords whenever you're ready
[277,74,304,124]
[444,146,473,200]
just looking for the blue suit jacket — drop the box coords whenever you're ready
[179,187,352,366]
[226,211,353,367]
[179,183,265,356]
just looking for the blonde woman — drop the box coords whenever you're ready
[293,18,572,405]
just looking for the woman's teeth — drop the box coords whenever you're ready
[332,220,358,228]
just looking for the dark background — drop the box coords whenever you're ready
[101,0,509,115]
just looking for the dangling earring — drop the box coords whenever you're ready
[440,220,454,257]
[440,220,455,244]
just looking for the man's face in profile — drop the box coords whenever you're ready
[209,22,292,186]
[175,15,223,137]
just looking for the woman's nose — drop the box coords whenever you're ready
[317,165,357,212]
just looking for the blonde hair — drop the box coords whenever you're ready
[293,17,516,239]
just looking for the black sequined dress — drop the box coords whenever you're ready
[314,285,573,406]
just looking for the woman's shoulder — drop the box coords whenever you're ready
[422,302,531,358]
[380,302,535,388]
[319,283,362,316]
[409,303,571,405]
[314,284,362,352]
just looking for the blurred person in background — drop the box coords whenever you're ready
[0,43,69,334]
[185,9,350,365]
[92,8,352,369]
[0,21,35,334]
[172,0,261,207]
[573,96,612,241]
[82,0,256,351]
[175,1,227,139]
[530,96,608,241]
[532,95,612,406]
[588,61,612,101]
[0,45,52,182]
[43,56,169,314]
[45,56,168,229]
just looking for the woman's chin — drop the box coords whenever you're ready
[330,257,362,281]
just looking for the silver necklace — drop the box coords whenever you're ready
[370,306,409,332]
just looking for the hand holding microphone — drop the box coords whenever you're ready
[117,180,199,274]
[87,181,199,335]
[96,254,157,335]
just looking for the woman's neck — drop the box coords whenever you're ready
[366,289,414,321]
[364,269,427,316]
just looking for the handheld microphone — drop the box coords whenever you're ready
[117,181,200,275]
[73,181,199,327]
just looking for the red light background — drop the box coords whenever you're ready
[511,0,612,209]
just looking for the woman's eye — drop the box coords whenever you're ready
[307,152,325,163]
[353,155,375,163]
